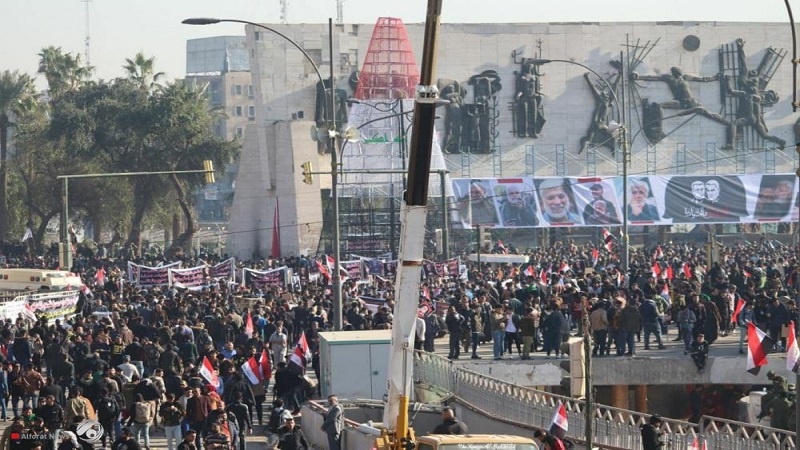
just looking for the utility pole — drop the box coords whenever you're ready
[82,0,92,66]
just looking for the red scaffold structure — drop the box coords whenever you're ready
[354,17,420,100]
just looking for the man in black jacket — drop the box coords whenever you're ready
[431,407,468,434]
[640,415,665,450]
[225,392,252,450]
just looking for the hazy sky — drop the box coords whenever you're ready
[1,0,793,89]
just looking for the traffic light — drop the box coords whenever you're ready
[203,160,215,184]
[478,225,492,252]
[301,161,313,185]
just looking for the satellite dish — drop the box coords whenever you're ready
[342,126,360,143]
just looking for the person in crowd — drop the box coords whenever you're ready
[277,413,308,450]
[689,333,710,373]
[640,414,665,450]
[431,406,468,434]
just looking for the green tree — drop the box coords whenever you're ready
[123,52,164,91]
[37,47,93,103]
[0,70,37,240]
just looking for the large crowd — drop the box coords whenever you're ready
[0,236,796,450]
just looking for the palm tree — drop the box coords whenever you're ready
[123,52,164,91]
[0,70,37,239]
[37,46,93,103]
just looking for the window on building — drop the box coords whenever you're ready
[247,85,254,98]
[234,106,243,116]
[235,127,244,137]
[233,85,243,95]
[248,106,256,118]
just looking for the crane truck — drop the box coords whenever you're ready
[373,2,539,450]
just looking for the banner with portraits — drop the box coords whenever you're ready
[451,174,799,228]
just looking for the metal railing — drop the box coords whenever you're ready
[414,351,797,449]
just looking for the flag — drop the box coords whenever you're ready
[94,267,106,287]
[747,322,773,375]
[245,313,254,337]
[665,266,674,280]
[651,262,661,279]
[689,437,707,450]
[732,299,746,324]
[524,266,535,278]
[241,357,262,384]
[199,356,219,386]
[548,401,568,439]
[653,245,664,260]
[559,262,569,273]
[260,349,271,380]
[743,269,752,279]
[270,200,281,258]
[288,332,312,374]
[540,268,549,285]
[661,283,670,297]
[683,263,693,279]
[21,227,32,242]
[21,304,36,322]
[601,228,615,251]
[326,255,335,271]
[787,322,800,374]
[591,248,599,267]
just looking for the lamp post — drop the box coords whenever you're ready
[528,58,627,450]
[529,58,628,274]
[183,17,345,330]
[58,165,216,270]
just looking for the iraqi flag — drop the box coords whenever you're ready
[601,228,615,252]
[260,349,272,380]
[651,262,661,279]
[524,266,535,278]
[683,263,693,279]
[539,268,549,286]
[591,248,599,267]
[664,266,674,280]
[199,356,219,387]
[244,313,254,337]
[241,357,262,384]
[731,299,746,324]
[787,322,800,374]
[94,267,106,287]
[288,332,312,375]
[548,401,568,439]
[747,322,773,375]
[653,245,664,261]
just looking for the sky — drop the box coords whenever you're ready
[1,0,793,89]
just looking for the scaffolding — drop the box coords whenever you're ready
[353,17,419,100]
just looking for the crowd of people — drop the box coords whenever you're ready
[0,234,794,450]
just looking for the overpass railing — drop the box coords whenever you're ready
[414,351,796,449]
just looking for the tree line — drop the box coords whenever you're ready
[0,47,240,258]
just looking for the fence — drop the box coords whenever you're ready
[414,351,796,449]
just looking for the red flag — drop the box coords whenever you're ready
[540,268,548,285]
[683,263,693,279]
[94,267,106,286]
[743,269,752,279]
[260,349,271,380]
[270,200,281,258]
[787,322,800,374]
[747,322,772,375]
[665,266,674,280]
[651,262,661,278]
[199,356,219,386]
[591,248,599,266]
[559,262,569,273]
[548,401,568,439]
[524,266,535,277]
[241,357,261,384]
[316,260,330,282]
[245,313,254,337]
[653,246,664,261]
[731,299,746,324]
[288,332,312,374]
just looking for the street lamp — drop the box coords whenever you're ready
[530,58,629,275]
[529,58,629,450]
[183,17,345,331]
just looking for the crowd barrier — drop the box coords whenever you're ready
[414,351,797,449]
